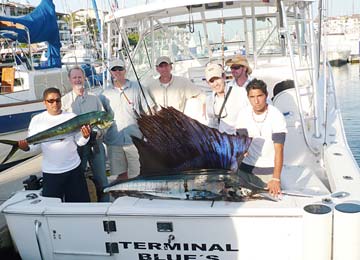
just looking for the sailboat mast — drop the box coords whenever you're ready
[91,0,102,36]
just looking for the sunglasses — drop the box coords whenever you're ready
[230,65,244,70]
[46,98,61,104]
[111,66,125,72]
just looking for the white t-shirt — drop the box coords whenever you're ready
[236,104,287,168]
[229,79,251,108]
[28,111,89,173]
[147,75,205,112]
[206,83,249,134]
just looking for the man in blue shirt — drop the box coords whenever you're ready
[100,60,155,180]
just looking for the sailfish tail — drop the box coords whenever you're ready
[0,140,20,164]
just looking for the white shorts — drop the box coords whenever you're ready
[107,144,140,178]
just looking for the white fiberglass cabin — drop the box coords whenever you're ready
[1,1,360,260]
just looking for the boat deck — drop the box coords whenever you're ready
[0,163,333,217]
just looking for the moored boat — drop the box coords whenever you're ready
[1,1,360,260]
[0,0,71,168]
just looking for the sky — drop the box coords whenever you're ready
[26,0,360,16]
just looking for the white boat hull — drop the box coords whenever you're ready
[327,50,351,66]
[0,191,330,260]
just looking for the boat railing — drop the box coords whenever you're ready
[325,61,338,111]
[0,21,34,70]
[34,220,45,260]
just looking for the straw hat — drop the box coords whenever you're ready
[225,54,252,74]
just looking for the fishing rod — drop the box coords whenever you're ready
[105,0,153,115]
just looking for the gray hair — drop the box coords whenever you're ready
[68,66,85,78]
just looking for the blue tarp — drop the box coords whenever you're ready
[0,0,61,68]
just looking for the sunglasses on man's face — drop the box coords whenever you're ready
[230,65,244,70]
[46,98,61,104]
[111,66,125,72]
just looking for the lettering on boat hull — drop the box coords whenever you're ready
[115,241,239,259]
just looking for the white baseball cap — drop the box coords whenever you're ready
[205,63,223,81]
[109,59,125,70]
[155,56,172,66]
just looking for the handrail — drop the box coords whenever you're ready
[326,61,338,110]
[34,220,45,260]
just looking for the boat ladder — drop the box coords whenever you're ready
[279,0,320,155]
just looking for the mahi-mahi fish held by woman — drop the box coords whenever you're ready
[0,111,114,164]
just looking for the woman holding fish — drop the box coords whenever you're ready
[17,87,92,202]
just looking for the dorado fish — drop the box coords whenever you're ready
[0,111,113,164]
[105,169,269,201]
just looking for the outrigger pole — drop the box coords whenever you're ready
[107,7,154,116]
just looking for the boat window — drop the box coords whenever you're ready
[121,2,301,79]
[124,36,152,82]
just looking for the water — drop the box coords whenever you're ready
[332,63,360,165]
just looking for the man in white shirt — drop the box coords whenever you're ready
[225,54,253,109]
[226,54,253,88]
[236,79,287,197]
[147,56,205,113]
[62,66,109,202]
[18,87,91,202]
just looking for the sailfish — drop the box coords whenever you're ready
[105,107,268,201]
[132,107,252,175]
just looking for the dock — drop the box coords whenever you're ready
[0,156,42,251]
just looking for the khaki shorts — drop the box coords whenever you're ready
[107,144,140,178]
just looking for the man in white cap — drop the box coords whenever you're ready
[225,54,253,110]
[62,66,109,202]
[205,63,246,135]
[100,60,155,180]
[147,55,205,113]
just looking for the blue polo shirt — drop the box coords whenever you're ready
[100,80,154,146]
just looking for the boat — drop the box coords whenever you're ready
[327,49,351,66]
[326,34,351,66]
[1,1,360,259]
[0,0,71,168]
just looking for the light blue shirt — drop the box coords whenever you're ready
[62,90,104,115]
[100,79,154,146]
